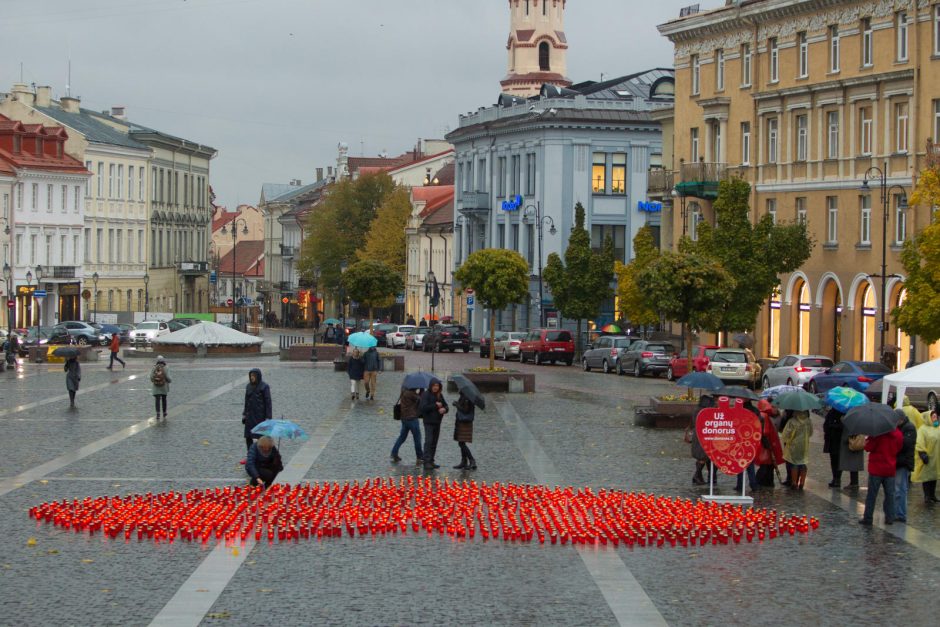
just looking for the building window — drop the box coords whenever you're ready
[16,182,23,209]
[827,196,838,244]
[139,168,145,201]
[769,37,779,83]
[798,32,808,78]
[592,152,607,193]
[117,164,123,199]
[859,107,873,156]
[690,128,699,162]
[829,25,840,73]
[84,228,90,262]
[59,234,66,265]
[61,184,67,212]
[861,18,873,67]
[128,166,134,201]
[827,111,840,159]
[710,121,722,162]
[767,118,778,164]
[860,195,872,245]
[30,183,37,211]
[766,198,777,224]
[108,290,113,311]
[73,234,79,264]
[46,184,53,212]
[30,234,37,265]
[935,5,940,55]
[109,164,115,198]
[741,122,751,165]
[15,235,22,264]
[591,225,626,263]
[497,223,505,249]
[497,157,506,196]
[539,42,550,71]
[741,43,752,86]
[896,102,909,153]
[512,224,519,252]
[796,114,808,161]
[477,158,486,192]
[715,48,725,90]
[97,163,104,198]
[689,204,703,242]
[526,223,535,266]
[611,154,626,194]
[96,228,103,263]
[895,194,907,244]
[73,186,80,212]
[796,197,807,224]
[897,11,909,61]
[691,54,700,95]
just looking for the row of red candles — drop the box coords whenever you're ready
[29,478,819,548]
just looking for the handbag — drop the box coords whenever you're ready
[393,392,402,421]
[683,427,693,444]
[848,433,866,452]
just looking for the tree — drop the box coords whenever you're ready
[358,186,412,276]
[543,203,615,358]
[693,178,813,337]
[341,260,404,328]
[637,249,735,375]
[614,225,660,334]
[453,248,530,370]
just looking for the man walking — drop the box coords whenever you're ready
[860,426,903,526]
[363,346,380,401]
[106,333,125,370]
[895,408,917,523]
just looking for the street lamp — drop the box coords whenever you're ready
[143,273,150,321]
[670,187,689,237]
[3,262,12,360]
[34,265,43,345]
[25,269,32,329]
[221,218,249,330]
[91,271,99,323]
[339,261,349,351]
[425,270,438,371]
[524,202,557,328]
[860,162,908,368]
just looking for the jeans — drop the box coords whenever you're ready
[108,351,125,368]
[895,467,910,520]
[423,421,441,464]
[154,394,167,415]
[862,474,896,523]
[735,463,757,491]
[392,419,423,459]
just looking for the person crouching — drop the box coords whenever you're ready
[246,436,283,488]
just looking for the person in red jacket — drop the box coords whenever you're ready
[860,427,904,526]
[106,332,125,370]
[755,399,785,487]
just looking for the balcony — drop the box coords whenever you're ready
[179,261,209,276]
[280,244,298,258]
[674,162,728,200]
[461,191,491,213]
[49,266,77,279]
[647,169,675,195]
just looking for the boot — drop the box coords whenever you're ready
[788,467,799,489]
[797,468,807,490]
[453,455,468,470]
[692,462,706,485]
[467,456,477,470]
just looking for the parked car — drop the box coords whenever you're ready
[479,331,501,358]
[866,377,939,411]
[423,324,471,353]
[60,321,108,346]
[519,329,575,366]
[709,348,761,389]
[805,360,891,394]
[667,345,721,381]
[405,328,426,351]
[582,335,637,374]
[762,354,834,389]
[170,318,202,329]
[494,331,528,360]
[95,323,126,344]
[371,323,399,347]
[15,328,51,356]
[131,320,171,346]
[618,340,676,377]
[387,325,416,348]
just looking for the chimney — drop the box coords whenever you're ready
[316,167,324,182]
[327,166,333,178]
[60,96,81,113]
[11,83,34,106]
[111,105,126,120]
[35,86,52,107]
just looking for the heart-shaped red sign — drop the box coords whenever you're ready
[696,396,762,475]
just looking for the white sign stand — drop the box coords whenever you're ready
[700,463,754,505]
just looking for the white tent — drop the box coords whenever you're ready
[880,358,940,404]
[153,321,263,347]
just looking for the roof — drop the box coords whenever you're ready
[34,106,149,151]
[0,114,90,175]
[261,180,327,205]
[567,68,675,101]
[153,320,263,347]
[216,240,265,277]
[422,198,454,228]
[412,185,453,216]
[212,208,243,233]
[431,162,454,186]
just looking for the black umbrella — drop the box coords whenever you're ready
[732,333,755,349]
[450,374,486,410]
[52,346,80,358]
[843,403,898,437]
[715,385,760,401]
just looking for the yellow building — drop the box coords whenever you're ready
[658,0,940,367]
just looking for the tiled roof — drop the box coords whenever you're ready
[216,240,265,277]
[212,208,243,234]
[432,162,455,186]
[422,198,454,228]
[0,114,90,175]
[34,106,149,150]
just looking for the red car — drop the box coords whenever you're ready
[519,329,575,366]
[667,345,720,381]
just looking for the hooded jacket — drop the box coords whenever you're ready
[399,388,421,421]
[418,379,448,424]
[864,429,903,477]
[899,396,924,430]
[896,412,917,472]
[243,368,273,437]
[363,347,381,372]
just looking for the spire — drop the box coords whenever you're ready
[500,0,571,97]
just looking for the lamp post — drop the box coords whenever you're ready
[221,218,249,330]
[670,187,689,237]
[91,271,99,323]
[339,261,348,352]
[425,270,437,371]
[34,265,43,345]
[3,263,12,360]
[25,269,33,329]
[143,273,150,321]
[860,162,908,367]
[524,202,557,328]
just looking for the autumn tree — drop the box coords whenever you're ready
[614,225,660,334]
[341,260,404,328]
[358,186,412,276]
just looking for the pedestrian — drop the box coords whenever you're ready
[406,314,416,326]
[106,332,125,370]
[755,399,784,488]
[688,394,714,485]
[823,406,847,487]
[859,426,903,525]
[324,323,337,344]
[735,400,760,492]
[150,355,171,420]
[347,349,365,400]
[913,409,940,504]
[64,355,81,408]
[838,412,864,491]
[419,318,428,328]
[452,392,477,470]
[895,408,918,522]
[419,378,448,470]
[781,410,813,490]
[391,387,424,464]
[242,368,272,454]
[898,396,924,430]
[246,436,283,488]
[363,346,380,401]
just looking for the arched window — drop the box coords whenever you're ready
[539,42,551,71]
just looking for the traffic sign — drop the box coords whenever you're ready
[33,290,47,298]
[281,297,289,304]
[227,298,234,306]
[466,288,474,295]
[466,296,475,307]
[6,299,13,308]
[209,271,217,285]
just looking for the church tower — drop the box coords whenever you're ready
[500,0,571,97]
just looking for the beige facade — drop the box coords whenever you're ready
[659,0,940,367]
[501,0,571,96]
[212,205,264,258]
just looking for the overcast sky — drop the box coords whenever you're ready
[1,0,696,209]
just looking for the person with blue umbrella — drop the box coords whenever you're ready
[245,435,283,488]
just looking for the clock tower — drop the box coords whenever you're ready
[500,0,571,97]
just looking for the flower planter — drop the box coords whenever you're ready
[448,371,535,394]
[280,344,344,362]
[381,355,404,371]
[634,397,699,429]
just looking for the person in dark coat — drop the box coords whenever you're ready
[735,400,760,492]
[242,368,272,452]
[895,408,917,522]
[64,356,81,408]
[406,315,417,326]
[363,347,380,401]
[391,388,423,464]
[823,406,846,487]
[838,412,864,490]
[150,355,171,420]
[689,394,714,485]
[323,324,337,344]
[452,393,477,470]
[419,378,448,470]
[246,436,283,488]
[347,349,365,400]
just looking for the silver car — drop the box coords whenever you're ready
[493,331,527,360]
[710,348,761,389]
[582,335,637,374]
[762,354,834,388]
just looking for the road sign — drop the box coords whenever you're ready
[227,298,234,306]
[33,290,47,298]
[209,271,217,285]
[466,288,474,295]
[281,297,289,304]
[467,296,475,307]
[6,299,13,308]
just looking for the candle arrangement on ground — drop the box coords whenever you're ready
[29,477,818,548]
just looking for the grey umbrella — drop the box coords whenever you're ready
[843,403,898,437]
[732,333,755,349]
[450,374,485,410]
[52,346,81,358]
[715,385,760,401]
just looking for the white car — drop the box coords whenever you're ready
[387,325,416,348]
[131,320,170,346]
[709,348,761,389]
[762,354,834,388]
[493,331,527,360]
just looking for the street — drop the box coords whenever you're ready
[1,340,939,626]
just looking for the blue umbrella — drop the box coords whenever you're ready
[348,332,378,348]
[323,318,341,325]
[251,419,309,441]
[676,371,724,391]
[402,371,437,390]
[760,384,803,399]
[826,386,868,413]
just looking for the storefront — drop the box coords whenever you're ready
[15,285,36,328]
[58,282,81,322]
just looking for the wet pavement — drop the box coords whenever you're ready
[1,336,938,625]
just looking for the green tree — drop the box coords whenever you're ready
[341,260,404,327]
[614,225,660,333]
[543,203,615,358]
[895,163,940,343]
[453,248,530,370]
[693,178,813,338]
[637,249,735,377]
[358,186,412,276]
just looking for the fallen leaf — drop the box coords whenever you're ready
[207,612,231,619]
[26,538,37,547]
[46,549,59,555]
[202,440,210,446]
[196,588,209,593]
[246,560,256,565]
[2,564,12,570]
[231,548,239,556]
[258,588,273,593]
[39,480,48,484]
[101,589,111,593]
[81,559,94,564]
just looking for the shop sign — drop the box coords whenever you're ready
[501,195,523,212]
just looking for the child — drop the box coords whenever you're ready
[781,410,813,490]
[346,349,365,400]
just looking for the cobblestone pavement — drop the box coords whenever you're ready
[1,339,938,626]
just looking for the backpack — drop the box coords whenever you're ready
[151,364,166,386]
